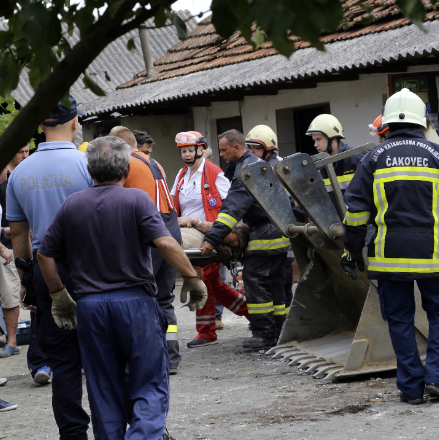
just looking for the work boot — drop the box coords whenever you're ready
[215,319,224,330]
[187,336,218,348]
[242,336,276,349]
[425,383,439,398]
[169,365,178,375]
[399,393,425,405]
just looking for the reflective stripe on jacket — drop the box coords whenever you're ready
[320,141,366,194]
[343,128,439,280]
[204,150,289,255]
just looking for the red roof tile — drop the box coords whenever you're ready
[118,0,438,89]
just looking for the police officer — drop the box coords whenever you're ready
[7,96,92,438]
[306,114,366,216]
[202,129,290,349]
[341,88,439,405]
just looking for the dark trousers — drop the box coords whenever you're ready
[243,252,287,339]
[33,261,90,440]
[27,311,49,376]
[77,291,169,440]
[378,279,439,398]
[151,247,180,368]
[153,211,181,368]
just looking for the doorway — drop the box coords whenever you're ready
[216,116,243,171]
[293,103,330,156]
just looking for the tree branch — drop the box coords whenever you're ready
[0,3,161,169]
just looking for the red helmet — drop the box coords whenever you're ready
[369,115,389,136]
[175,131,207,149]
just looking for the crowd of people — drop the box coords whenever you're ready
[1,87,439,437]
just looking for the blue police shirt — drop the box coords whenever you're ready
[6,141,93,251]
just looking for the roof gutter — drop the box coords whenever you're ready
[138,24,154,78]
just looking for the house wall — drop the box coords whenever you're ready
[83,112,194,186]
[193,66,439,159]
[192,72,388,159]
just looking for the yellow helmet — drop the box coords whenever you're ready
[78,142,89,152]
[306,114,345,139]
[245,125,278,153]
[382,88,427,128]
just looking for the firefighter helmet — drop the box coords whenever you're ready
[175,131,208,149]
[369,115,389,137]
[382,88,427,128]
[245,125,278,152]
[306,114,345,139]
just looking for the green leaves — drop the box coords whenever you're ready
[83,71,107,96]
[171,11,188,41]
[0,94,37,150]
[127,37,136,51]
[396,0,427,29]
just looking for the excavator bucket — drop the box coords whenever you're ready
[237,147,429,380]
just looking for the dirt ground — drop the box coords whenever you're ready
[1,302,439,440]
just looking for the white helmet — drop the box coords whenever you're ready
[382,88,427,128]
[306,114,345,139]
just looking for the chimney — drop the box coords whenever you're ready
[138,24,154,78]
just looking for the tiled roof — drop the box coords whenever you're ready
[118,0,439,89]
[7,10,197,108]
[82,19,439,116]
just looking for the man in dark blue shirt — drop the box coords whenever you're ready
[37,136,207,440]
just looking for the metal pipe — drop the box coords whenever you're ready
[288,225,320,235]
[138,24,153,78]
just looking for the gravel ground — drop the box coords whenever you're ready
[1,301,439,440]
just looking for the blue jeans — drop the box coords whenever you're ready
[378,279,439,398]
[77,290,169,440]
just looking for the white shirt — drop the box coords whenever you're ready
[171,158,231,220]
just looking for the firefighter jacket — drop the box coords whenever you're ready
[204,150,290,256]
[343,127,439,281]
[320,141,366,193]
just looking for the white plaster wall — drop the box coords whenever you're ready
[193,73,389,157]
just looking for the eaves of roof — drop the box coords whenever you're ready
[82,20,439,117]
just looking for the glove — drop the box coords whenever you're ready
[341,250,365,280]
[180,267,208,311]
[50,286,77,330]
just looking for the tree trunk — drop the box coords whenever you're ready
[0,7,156,169]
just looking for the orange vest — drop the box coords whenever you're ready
[174,161,223,222]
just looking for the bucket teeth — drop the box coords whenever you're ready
[288,354,316,366]
[313,364,341,379]
[265,345,291,356]
[271,348,299,359]
[296,357,323,369]
[323,367,344,380]
[305,361,335,373]
[280,350,303,362]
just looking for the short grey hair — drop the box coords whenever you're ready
[206,146,213,157]
[87,136,131,182]
[218,129,245,148]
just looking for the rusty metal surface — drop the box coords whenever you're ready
[241,146,429,381]
[237,161,299,238]
[274,153,341,239]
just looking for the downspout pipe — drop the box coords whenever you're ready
[138,24,154,78]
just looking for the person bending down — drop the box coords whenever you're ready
[37,136,207,440]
